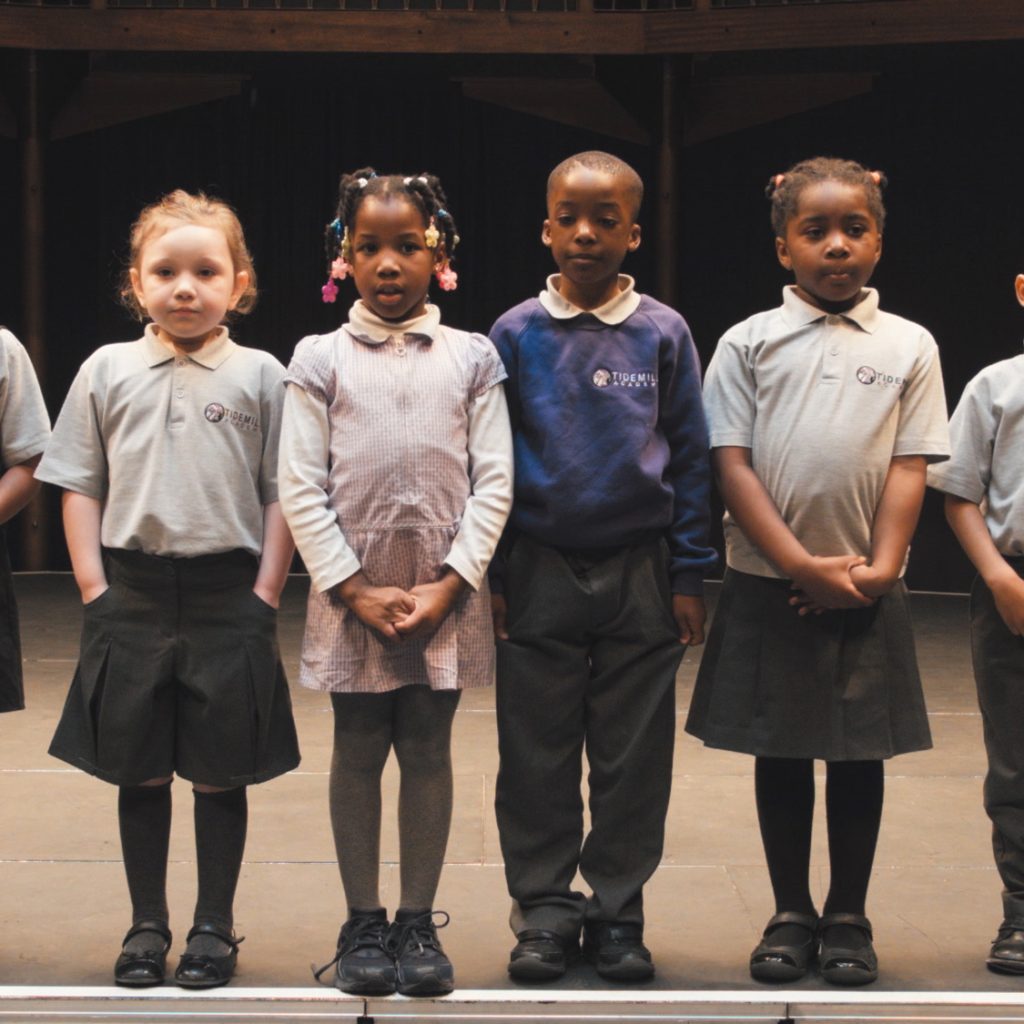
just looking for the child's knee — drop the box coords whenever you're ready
[393,731,451,773]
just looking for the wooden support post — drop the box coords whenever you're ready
[655,54,679,308]
[20,51,48,571]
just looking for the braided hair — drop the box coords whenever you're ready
[765,157,887,237]
[325,167,459,270]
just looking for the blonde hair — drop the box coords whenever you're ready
[120,190,258,320]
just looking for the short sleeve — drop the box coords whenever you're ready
[467,333,507,400]
[258,357,287,505]
[927,370,993,503]
[284,334,338,405]
[34,351,109,499]
[0,329,50,468]
[892,332,950,462]
[702,328,757,449]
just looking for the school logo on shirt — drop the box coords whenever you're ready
[591,368,657,389]
[204,402,258,431]
[856,366,907,391]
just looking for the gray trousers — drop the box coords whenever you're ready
[494,535,684,940]
[972,562,1024,925]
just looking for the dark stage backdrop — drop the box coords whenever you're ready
[3,45,1023,592]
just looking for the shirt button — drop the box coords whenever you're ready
[176,389,184,398]
[176,359,187,367]
[831,348,840,356]
[826,315,841,326]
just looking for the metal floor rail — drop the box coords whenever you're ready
[3,987,1024,1023]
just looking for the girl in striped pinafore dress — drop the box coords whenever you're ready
[279,168,513,998]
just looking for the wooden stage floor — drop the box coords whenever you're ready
[1,574,1022,1021]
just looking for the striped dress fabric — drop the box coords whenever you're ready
[286,323,506,694]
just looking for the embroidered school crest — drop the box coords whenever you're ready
[591,368,657,389]
[856,366,906,391]
[205,403,259,432]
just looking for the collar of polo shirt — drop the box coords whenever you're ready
[539,274,641,326]
[780,285,881,335]
[141,324,235,369]
[345,300,441,347]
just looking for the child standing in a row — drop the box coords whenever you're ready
[687,157,950,986]
[929,272,1024,975]
[37,191,300,989]
[490,151,715,983]
[0,327,50,715]
[280,169,512,997]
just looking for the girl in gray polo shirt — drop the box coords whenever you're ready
[37,191,300,990]
[686,158,949,987]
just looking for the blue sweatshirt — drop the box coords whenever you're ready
[489,294,716,595]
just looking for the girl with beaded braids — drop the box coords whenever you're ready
[321,169,460,304]
[279,167,512,997]
[686,156,950,986]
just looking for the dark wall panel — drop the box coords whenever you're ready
[7,47,1023,592]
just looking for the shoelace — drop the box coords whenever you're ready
[388,910,450,957]
[312,916,390,982]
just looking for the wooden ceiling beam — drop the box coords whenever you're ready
[644,0,1024,55]
[0,0,1021,55]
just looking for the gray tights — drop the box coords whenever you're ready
[329,686,460,915]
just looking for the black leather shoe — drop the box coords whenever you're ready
[988,925,1024,974]
[583,922,654,981]
[818,912,878,986]
[749,911,818,982]
[174,922,244,989]
[114,920,172,988]
[508,929,578,981]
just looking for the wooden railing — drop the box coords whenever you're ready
[0,0,906,9]
[0,0,1015,54]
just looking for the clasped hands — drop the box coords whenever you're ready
[335,570,465,641]
[788,555,897,616]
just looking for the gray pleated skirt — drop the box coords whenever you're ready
[685,569,931,761]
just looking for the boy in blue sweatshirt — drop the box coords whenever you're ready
[490,151,715,982]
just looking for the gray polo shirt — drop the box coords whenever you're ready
[37,326,284,558]
[928,350,1024,555]
[704,287,950,578]
[0,328,50,470]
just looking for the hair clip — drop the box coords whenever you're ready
[321,226,353,303]
[451,233,460,250]
[435,262,457,292]
[357,177,369,188]
[329,218,342,240]
[773,174,785,189]
[424,217,440,249]
[869,170,883,185]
